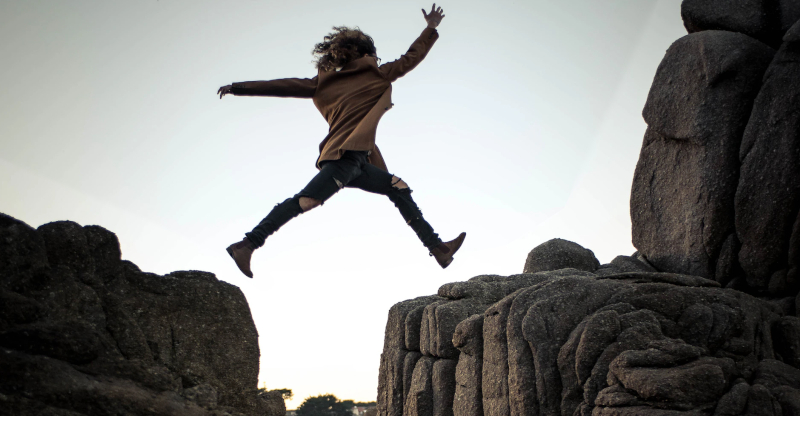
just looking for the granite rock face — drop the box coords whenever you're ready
[0,213,283,416]
[681,0,800,47]
[735,21,800,296]
[631,30,774,282]
[378,240,800,416]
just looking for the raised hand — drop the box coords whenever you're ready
[217,85,232,99]
[422,3,445,28]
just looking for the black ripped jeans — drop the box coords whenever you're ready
[245,150,442,249]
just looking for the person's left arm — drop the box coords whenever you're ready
[379,4,445,82]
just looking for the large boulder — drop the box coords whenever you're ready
[681,0,779,46]
[523,239,599,274]
[735,22,800,295]
[0,213,281,416]
[631,31,775,282]
[681,0,800,46]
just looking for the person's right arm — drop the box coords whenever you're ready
[217,76,318,99]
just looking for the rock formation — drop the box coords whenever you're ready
[0,213,284,415]
[378,0,800,415]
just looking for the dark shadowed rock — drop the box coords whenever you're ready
[598,272,721,288]
[377,347,408,416]
[404,305,427,351]
[523,239,599,274]
[0,347,208,415]
[482,295,514,416]
[752,359,800,389]
[609,355,732,408]
[0,321,100,364]
[84,226,122,284]
[432,359,457,416]
[0,288,44,331]
[0,214,49,291]
[715,382,750,415]
[454,352,483,416]
[0,214,279,416]
[378,295,441,416]
[610,255,657,273]
[681,0,780,46]
[37,221,97,284]
[771,385,800,415]
[735,25,800,295]
[773,316,800,367]
[779,1,800,36]
[402,351,422,408]
[744,384,782,415]
[677,304,715,348]
[453,315,484,416]
[506,286,551,416]
[558,318,590,415]
[593,405,706,416]
[594,384,646,408]
[184,383,218,410]
[405,356,435,416]
[632,31,775,280]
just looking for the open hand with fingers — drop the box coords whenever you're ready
[422,3,445,29]
[217,85,232,99]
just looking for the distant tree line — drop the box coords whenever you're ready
[296,394,377,416]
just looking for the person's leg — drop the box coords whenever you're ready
[245,151,368,248]
[347,164,442,249]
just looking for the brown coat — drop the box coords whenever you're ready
[230,27,439,171]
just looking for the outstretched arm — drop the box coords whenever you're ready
[217,76,318,99]
[379,3,445,82]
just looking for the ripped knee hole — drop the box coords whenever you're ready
[299,196,322,211]
[391,176,409,190]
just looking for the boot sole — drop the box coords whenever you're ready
[441,256,454,269]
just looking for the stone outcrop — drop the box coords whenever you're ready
[379,1,800,415]
[681,0,800,47]
[631,2,800,297]
[631,30,774,282]
[0,213,283,415]
[735,20,800,296]
[378,241,800,415]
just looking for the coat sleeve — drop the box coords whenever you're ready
[379,28,439,82]
[230,76,318,98]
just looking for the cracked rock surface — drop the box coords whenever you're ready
[0,213,283,415]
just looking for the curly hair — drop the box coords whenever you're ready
[312,26,378,72]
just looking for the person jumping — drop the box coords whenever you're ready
[218,4,465,278]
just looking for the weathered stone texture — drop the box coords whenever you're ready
[632,31,774,281]
[523,238,599,274]
[0,213,281,416]
[736,22,800,295]
[379,239,800,417]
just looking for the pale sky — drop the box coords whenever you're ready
[0,0,686,409]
